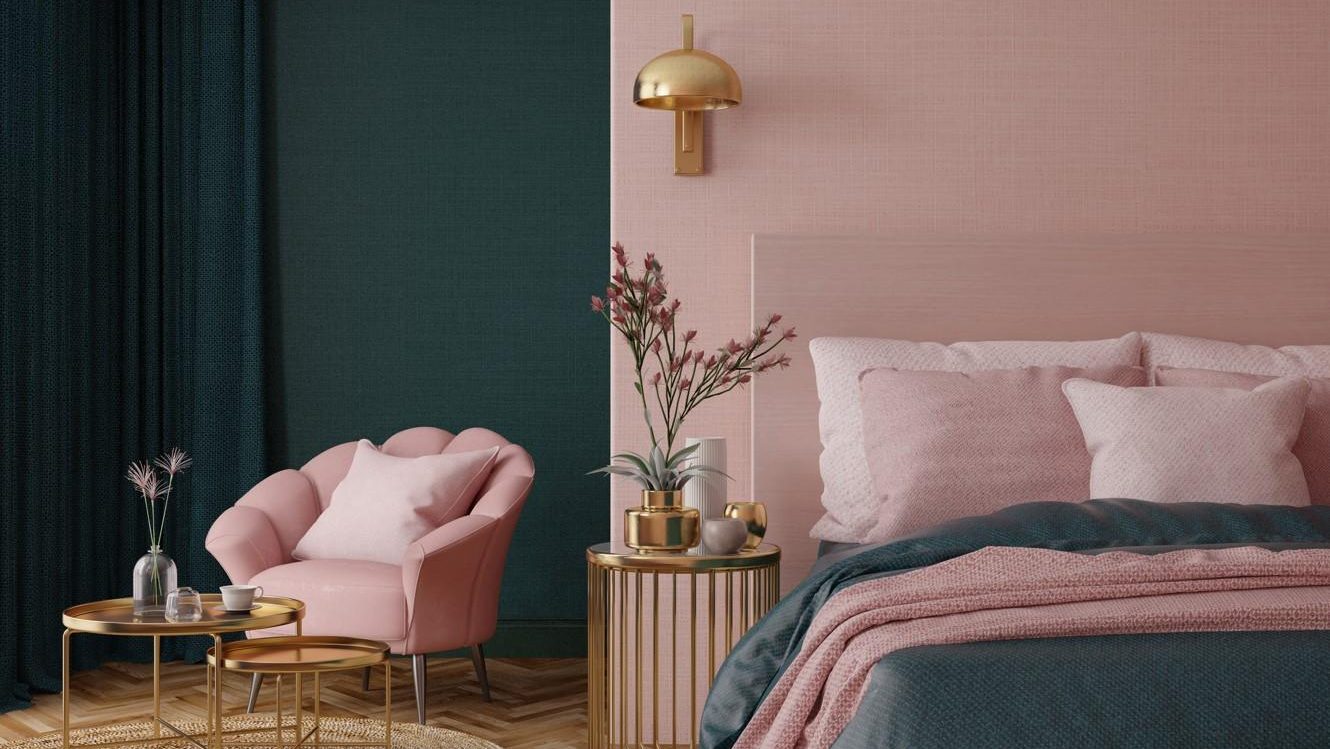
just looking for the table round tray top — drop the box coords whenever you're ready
[206,635,389,673]
[62,595,305,635]
[586,542,780,571]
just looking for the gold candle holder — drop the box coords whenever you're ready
[723,501,767,551]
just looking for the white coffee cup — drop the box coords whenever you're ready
[220,584,263,611]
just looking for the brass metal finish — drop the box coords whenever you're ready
[585,542,778,571]
[586,543,780,748]
[60,596,305,749]
[633,14,743,175]
[206,636,388,673]
[205,635,392,749]
[63,595,305,636]
[722,501,768,551]
[624,490,701,552]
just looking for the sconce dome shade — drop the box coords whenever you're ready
[633,49,742,111]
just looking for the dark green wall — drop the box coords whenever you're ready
[262,0,608,654]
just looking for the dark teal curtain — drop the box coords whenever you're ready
[1,0,263,712]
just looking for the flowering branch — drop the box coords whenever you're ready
[126,448,191,550]
[589,244,795,490]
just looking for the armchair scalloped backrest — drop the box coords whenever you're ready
[207,426,535,651]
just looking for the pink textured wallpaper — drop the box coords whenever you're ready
[610,1,1330,545]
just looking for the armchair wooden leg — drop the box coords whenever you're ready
[246,673,263,713]
[361,666,371,691]
[471,644,492,702]
[412,654,427,725]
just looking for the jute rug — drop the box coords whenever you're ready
[1,715,500,749]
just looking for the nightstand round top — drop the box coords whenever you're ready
[586,542,780,571]
[63,595,304,636]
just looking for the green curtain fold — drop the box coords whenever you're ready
[1,0,263,712]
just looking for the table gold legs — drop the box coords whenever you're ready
[62,629,72,749]
[152,636,161,739]
[213,635,225,749]
[313,673,322,748]
[384,661,392,749]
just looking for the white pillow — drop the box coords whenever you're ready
[808,333,1141,542]
[1142,332,1330,379]
[293,440,500,564]
[1062,376,1310,505]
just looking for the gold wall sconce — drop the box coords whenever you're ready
[633,15,742,175]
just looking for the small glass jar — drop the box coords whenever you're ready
[165,586,203,622]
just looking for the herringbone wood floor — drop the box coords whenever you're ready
[0,657,587,749]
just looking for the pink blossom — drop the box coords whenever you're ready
[651,372,662,386]
[768,313,783,325]
[680,379,692,389]
[612,242,627,267]
[651,339,663,354]
[738,374,752,384]
[154,447,192,476]
[590,296,605,312]
[126,461,162,501]
[683,329,697,343]
[782,327,798,341]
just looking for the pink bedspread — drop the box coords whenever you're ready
[733,546,1330,749]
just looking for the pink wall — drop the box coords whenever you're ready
[610,1,1330,546]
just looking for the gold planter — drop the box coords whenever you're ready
[624,490,700,552]
[724,500,768,550]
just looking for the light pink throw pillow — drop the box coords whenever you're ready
[810,333,1142,542]
[1062,377,1311,506]
[1156,367,1330,504]
[293,440,500,564]
[858,364,1146,541]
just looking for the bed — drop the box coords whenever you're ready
[700,234,1330,748]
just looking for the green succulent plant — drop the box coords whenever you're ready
[588,443,729,492]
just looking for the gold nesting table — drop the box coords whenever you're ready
[586,543,780,749]
[205,636,392,749]
[62,595,305,749]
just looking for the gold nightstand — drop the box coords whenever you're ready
[586,543,780,749]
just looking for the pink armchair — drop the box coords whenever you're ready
[205,426,534,723]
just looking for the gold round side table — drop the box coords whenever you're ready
[205,636,392,749]
[61,595,305,749]
[586,543,780,749]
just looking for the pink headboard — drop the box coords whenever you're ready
[751,233,1330,588]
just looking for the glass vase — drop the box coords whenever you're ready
[132,546,178,615]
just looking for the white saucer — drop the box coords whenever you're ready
[219,604,261,613]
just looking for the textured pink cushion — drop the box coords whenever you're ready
[1142,333,1330,379]
[858,364,1146,541]
[810,333,1142,542]
[293,440,500,564]
[1062,377,1311,505]
[250,559,406,640]
[1156,367,1330,504]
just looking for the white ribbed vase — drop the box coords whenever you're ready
[682,437,727,520]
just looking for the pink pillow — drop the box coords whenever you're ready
[1156,367,1330,504]
[293,440,500,564]
[858,364,1146,541]
[1062,377,1310,506]
[1142,333,1330,379]
[810,333,1142,542]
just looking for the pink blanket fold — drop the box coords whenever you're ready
[733,546,1330,749]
